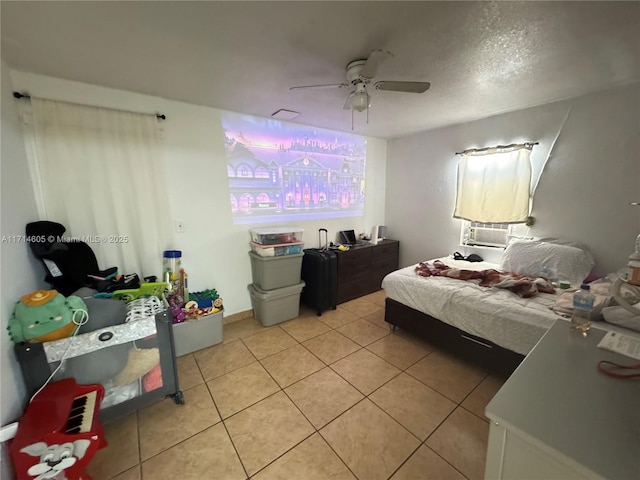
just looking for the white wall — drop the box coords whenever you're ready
[9,70,387,315]
[387,83,640,276]
[0,62,45,478]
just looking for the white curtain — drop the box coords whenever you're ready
[454,146,532,223]
[28,98,172,279]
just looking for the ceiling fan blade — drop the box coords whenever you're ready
[359,49,392,79]
[289,83,349,91]
[374,81,431,93]
[343,92,354,110]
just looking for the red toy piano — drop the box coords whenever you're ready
[10,379,107,480]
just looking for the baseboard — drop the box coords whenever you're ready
[223,309,254,325]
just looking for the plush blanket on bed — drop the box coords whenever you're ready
[415,260,555,298]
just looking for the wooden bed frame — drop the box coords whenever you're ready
[384,297,524,376]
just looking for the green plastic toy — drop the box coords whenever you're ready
[111,282,168,303]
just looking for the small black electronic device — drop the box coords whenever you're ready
[338,230,357,245]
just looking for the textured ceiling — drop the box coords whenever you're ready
[2,1,639,139]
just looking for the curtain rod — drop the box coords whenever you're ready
[12,91,166,120]
[455,141,538,156]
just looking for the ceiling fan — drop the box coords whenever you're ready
[289,50,431,114]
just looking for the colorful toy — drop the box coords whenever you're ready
[189,289,223,309]
[7,290,87,343]
[175,295,223,324]
[170,305,187,324]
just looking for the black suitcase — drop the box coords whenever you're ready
[301,229,337,316]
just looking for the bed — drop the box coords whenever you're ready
[381,239,628,374]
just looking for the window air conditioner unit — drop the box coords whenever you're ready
[464,223,509,248]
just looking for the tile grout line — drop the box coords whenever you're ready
[385,441,423,480]
[315,422,363,480]
[401,364,480,405]
[231,319,370,479]
[183,297,483,479]
[194,338,259,383]
[221,307,386,477]
[301,343,362,368]
[239,338,319,479]
[218,413,251,478]
[225,316,487,478]
[103,411,141,480]
[99,296,443,479]
[421,443,473,480]
[247,430,318,479]
[363,339,431,371]
[136,355,247,476]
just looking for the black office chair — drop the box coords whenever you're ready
[26,221,120,296]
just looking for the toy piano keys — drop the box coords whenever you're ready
[10,378,106,480]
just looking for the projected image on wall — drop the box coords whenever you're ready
[222,112,367,224]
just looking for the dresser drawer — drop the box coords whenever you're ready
[372,259,398,278]
[337,247,371,275]
[372,242,398,261]
[338,273,370,304]
[335,240,399,304]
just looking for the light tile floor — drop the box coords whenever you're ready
[88,291,507,480]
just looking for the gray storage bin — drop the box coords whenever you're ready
[172,310,223,356]
[248,282,305,326]
[249,251,303,290]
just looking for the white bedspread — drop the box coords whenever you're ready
[382,257,564,355]
[382,256,640,356]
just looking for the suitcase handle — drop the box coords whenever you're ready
[319,228,328,251]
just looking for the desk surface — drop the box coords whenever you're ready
[486,321,640,479]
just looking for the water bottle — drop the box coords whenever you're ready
[540,264,557,284]
[570,284,594,332]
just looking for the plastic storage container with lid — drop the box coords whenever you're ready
[250,241,304,257]
[250,227,304,245]
[249,251,303,290]
[248,281,305,326]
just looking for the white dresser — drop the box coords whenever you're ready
[485,320,640,479]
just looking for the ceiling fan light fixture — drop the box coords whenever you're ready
[350,90,369,112]
[349,83,371,112]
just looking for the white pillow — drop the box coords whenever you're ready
[500,239,595,287]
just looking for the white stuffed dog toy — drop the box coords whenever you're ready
[20,439,90,480]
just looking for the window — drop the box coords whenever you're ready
[255,167,269,178]
[239,193,254,211]
[24,98,171,278]
[238,164,252,177]
[454,144,532,223]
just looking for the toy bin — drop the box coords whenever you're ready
[250,241,304,257]
[249,251,303,290]
[172,310,223,356]
[248,282,305,326]
[250,227,304,245]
